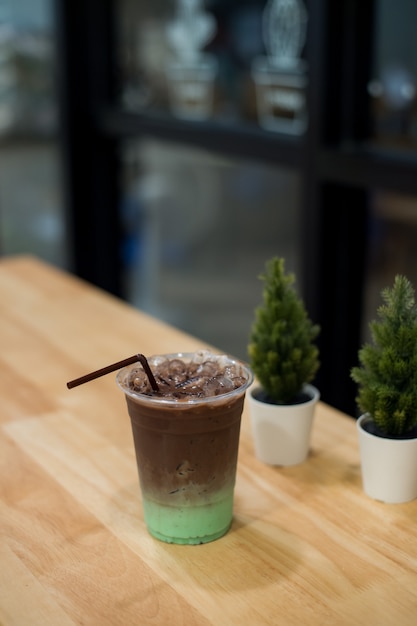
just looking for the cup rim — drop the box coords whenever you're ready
[116,351,254,407]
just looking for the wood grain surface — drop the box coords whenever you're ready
[1,256,417,626]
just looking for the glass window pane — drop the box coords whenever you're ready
[121,138,301,359]
[117,0,308,135]
[369,0,417,152]
[363,190,417,341]
[0,0,68,268]
[118,0,264,124]
[0,143,66,266]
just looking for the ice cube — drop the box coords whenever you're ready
[131,374,150,393]
[193,349,212,364]
[151,356,168,368]
[196,361,218,377]
[175,376,206,394]
[204,376,235,396]
[153,357,186,385]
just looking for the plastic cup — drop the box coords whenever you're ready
[116,352,253,544]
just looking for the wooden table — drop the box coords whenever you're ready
[1,256,417,626]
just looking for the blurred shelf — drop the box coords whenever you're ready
[317,146,417,194]
[0,130,58,147]
[97,108,304,169]
[97,109,417,196]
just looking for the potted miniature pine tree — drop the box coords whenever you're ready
[247,257,320,465]
[351,274,417,503]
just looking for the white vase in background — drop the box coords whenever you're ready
[252,0,308,134]
[165,0,217,120]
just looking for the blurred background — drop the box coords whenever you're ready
[1,0,417,415]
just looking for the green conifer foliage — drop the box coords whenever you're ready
[351,275,417,437]
[248,257,320,404]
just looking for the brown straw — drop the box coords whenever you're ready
[66,353,159,391]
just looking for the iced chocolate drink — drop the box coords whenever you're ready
[116,350,253,544]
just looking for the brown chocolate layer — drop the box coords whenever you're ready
[125,394,245,503]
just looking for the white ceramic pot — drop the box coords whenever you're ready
[248,383,319,466]
[357,413,417,504]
